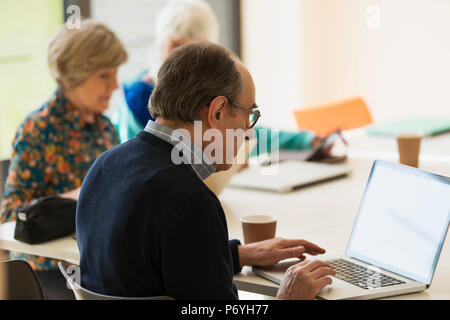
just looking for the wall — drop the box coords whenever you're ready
[90,0,167,83]
[0,0,63,159]
[303,0,450,123]
[241,0,450,130]
[241,0,303,130]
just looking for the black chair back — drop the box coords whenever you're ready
[0,159,10,204]
[0,259,45,300]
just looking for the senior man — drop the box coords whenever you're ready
[76,42,335,299]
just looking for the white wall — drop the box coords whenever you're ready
[241,0,303,130]
[91,0,167,83]
[241,0,450,129]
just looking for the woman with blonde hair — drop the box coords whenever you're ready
[0,20,127,299]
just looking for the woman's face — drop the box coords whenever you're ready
[161,37,192,61]
[65,67,119,114]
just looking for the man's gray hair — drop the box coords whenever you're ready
[149,41,242,122]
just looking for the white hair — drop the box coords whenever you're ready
[149,0,220,79]
[155,0,219,48]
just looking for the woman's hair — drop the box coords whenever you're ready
[155,0,220,49]
[148,0,219,77]
[48,19,128,88]
[149,42,242,122]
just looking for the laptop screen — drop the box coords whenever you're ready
[346,160,450,285]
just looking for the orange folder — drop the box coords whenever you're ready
[293,97,373,137]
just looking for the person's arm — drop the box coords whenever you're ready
[237,238,326,268]
[160,191,238,300]
[59,187,81,200]
[228,239,242,274]
[237,238,336,300]
[253,126,316,155]
[0,122,46,223]
[0,120,79,223]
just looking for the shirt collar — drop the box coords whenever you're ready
[144,120,216,181]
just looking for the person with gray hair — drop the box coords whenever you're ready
[77,41,335,299]
[112,0,219,142]
[113,0,328,160]
[153,0,219,76]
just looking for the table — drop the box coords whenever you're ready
[0,157,449,299]
[227,158,450,299]
[340,128,450,163]
[0,222,79,265]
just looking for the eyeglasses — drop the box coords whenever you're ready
[228,100,261,129]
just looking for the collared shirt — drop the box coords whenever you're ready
[0,90,119,270]
[144,120,216,181]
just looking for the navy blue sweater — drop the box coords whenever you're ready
[76,131,241,299]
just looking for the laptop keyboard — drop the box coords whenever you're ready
[328,259,405,290]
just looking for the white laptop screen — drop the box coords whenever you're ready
[346,160,450,285]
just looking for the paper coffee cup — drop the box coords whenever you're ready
[397,133,422,168]
[240,215,277,244]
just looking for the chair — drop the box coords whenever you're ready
[0,159,10,202]
[0,259,45,300]
[58,262,173,300]
[293,96,373,136]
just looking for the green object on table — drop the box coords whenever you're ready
[367,118,450,137]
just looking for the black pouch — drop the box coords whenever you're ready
[14,195,77,244]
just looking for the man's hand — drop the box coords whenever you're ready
[276,260,336,300]
[238,238,326,268]
[60,187,81,200]
[311,136,334,158]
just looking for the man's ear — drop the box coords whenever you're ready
[207,96,228,129]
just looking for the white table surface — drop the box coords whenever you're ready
[228,158,450,299]
[340,128,450,163]
[0,222,79,265]
[0,132,448,299]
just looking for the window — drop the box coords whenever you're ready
[0,0,64,159]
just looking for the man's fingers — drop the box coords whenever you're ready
[315,276,333,289]
[278,239,326,254]
[301,241,326,254]
[310,267,336,279]
[278,246,306,260]
[291,260,309,269]
[300,260,334,273]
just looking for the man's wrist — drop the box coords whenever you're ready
[238,244,252,268]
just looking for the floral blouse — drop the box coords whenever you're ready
[0,90,119,271]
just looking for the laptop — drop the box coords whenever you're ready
[253,160,450,299]
[229,160,352,193]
